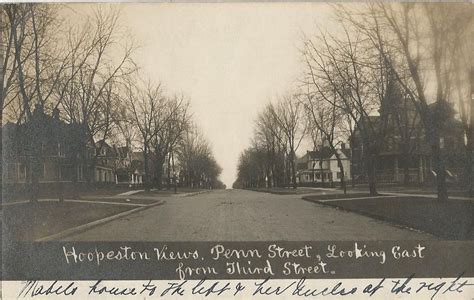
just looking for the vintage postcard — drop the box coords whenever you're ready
[1,1,473,299]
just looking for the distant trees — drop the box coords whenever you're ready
[234,96,305,189]
[254,104,286,188]
[125,80,163,191]
[270,95,306,189]
[151,93,190,189]
[177,126,223,189]
[234,145,268,189]
[123,77,222,191]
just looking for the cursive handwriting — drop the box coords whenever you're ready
[18,280,77,298]
[16,275,473,299]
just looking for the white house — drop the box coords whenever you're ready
[297,145,351,184]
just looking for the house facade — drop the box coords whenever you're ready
[115,148,145,186]
[350,101,465,184]
[2,107,86,186]
[1,106,142,191]
[297,145,351,184]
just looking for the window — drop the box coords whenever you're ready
[78,164,84,181]
[58,143,66,157]
[19,163,27,180]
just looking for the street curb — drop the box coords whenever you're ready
[301,196,436,238]
[35,200,166,242]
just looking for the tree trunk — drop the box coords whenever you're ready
[349,138,355,188]
[29,157,39,202]
[29,126,40,202]
[340,169,347,194]
[154,155,166,189]
[319,160,325,188]
[334,152,347,195]
[367,155,378,196]
[71,156,79,199]
[56,159,63,202]
[291,156,297,189]
[403,163,410,186]
[143,144,150,192]
[167,153,172,189]
[432,139,448,202]
[467,132,474,197]
[401,144,411,185]
[468,92,474,197]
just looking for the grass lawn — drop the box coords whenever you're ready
[78,197,160,205]
[80,186,143,196]
[136,188,208,196]
[248,187,335,195]
[2,201,140,240]
[303,194,473,240]
[302,192,381,201]
[2,186,143,203]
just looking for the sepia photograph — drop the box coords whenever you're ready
[0,1,473,298]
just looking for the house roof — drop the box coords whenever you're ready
[307,146,351,160]
[308,147,336,160]
[340,148,351,158]
[115,146,130,158]
[131,151,145,162]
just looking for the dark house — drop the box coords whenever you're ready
[2,106,87,198]
[351,101,465,183]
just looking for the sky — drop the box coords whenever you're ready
[69,3,336,188]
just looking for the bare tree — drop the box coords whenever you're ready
[299,86,349,194]
[177,125,221,189]
[59,7,136,185]
[269,95,306,189]
[302,27,395,195]
[125,80,163,191]
[1,4,82,201]
[151,93,190,189]
[254,103,286,187]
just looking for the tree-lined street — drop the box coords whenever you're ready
[64,189,432,241]
[1,3,471,244]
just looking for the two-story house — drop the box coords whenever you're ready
[350,101,465,183]
[297,144,351,184]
